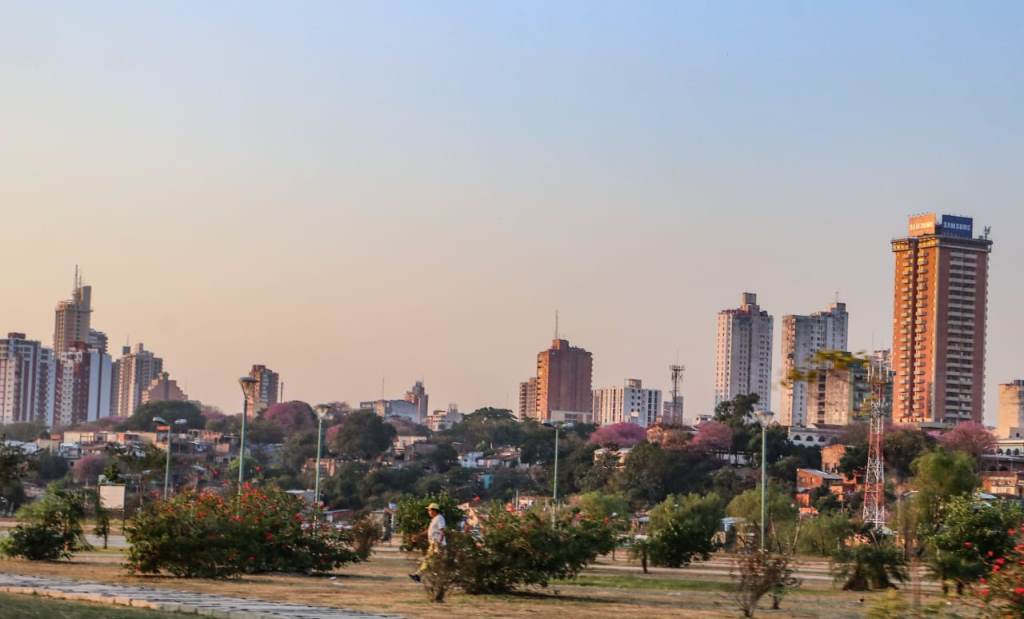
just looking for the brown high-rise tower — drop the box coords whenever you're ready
[535,338,593,423]
[891,214,991,425]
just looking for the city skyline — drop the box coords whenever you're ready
[2,4,1022,422]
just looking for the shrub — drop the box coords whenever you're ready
[647,492,724,567]
[731,550,800,617]
[970,526,1024,616]
[924,497,1023,594]
[393,493,464,552]
[404,501,616,599]
[832,531,908,591]
[125,484,361,578]
[0,482,91,560]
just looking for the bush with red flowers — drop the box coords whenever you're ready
[125,484,361,578]
[971,526,1024,617]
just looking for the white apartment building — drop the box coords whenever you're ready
[0,333,56,425]
[714,293,774,410]
[779,302,849,427]
[592,379,662,427]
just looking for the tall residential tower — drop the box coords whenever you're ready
[714,293,774,410]
[535,338,593,423]
[891,214,991,425]
[779,302,849,427]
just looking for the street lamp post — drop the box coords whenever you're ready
[237,376,258,491]
[313,404,332,526]
[543,421,574,516]
[755,409,774,552]
[153,416,187,500]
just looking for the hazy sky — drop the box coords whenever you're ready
[2,2,1022,422]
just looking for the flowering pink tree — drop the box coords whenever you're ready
[71,454,108,485]
[690,421,733,452]
[263,401,316,435]
[941,421,997,459]
[588,423,646,448]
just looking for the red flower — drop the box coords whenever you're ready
[1015,587,1024,596]
[988,550,995,557]
[964,542,974,549]
[265,532,274,541]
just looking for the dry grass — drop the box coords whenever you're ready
[0,549,963,618]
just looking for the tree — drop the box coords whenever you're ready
[691,421,733,452]
[885,426,935,482]
[577,491,630,535]
[1,482,92,560]
[832,530,907,591]
[726,483,798,552]
[0,421,48,442]
[714,393,760,453]
[940,422,996,461]
[329,410,397,461]
[33,450,70,481]
[646,492,724,567]
[912,449,979,536]
[440,408,523,451]
[262,401,316,436]
[617,442,668,505]
[0,442,29,514]
[588,423,646,448]
[71,454,108,485]
[123,400,205,431]
[924,496,1023,594]
[797,512,856,556]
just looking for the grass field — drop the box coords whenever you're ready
[0,548,974,618]
[0,592,189,619]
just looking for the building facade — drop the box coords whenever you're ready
[113,343,164,418]
[805,360,869,427]
[0,333,56,425]
[53,272,92,354]
[998,381,1024,439]
[141,372,189,405]
[714,293,774,410]
[404,381,429,422]
[891,214,992,425]
[246,364,280,418]
[592,379,663,427]
[54,343,113,426]
[518,377,538,421]
[535,338,593,423]
[779,302,849,427]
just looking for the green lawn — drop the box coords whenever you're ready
[0,593,189,619]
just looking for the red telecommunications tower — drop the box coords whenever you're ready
[862,365,887,529]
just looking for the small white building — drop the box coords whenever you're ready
[592,379,662,427]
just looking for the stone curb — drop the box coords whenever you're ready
[0,576,396,619]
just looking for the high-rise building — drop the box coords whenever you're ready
[246,364,280,418]
[891,214,992,425]
[779,302,849,427]
[998,381,1024,439]
[0,333,55,425]
[593,379,662,427]
[518,377,538,420]
[53,270,92,354]
[87,329,108,355]
[805,359,869,427]
[536,338,593,423]
[142,372,188,405]
[404,381,429,423]
[54,342,113,426]
[714,293,774,410]
[113,344,164,417]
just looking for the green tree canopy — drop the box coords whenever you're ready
[924,496,1023,590]
[647,492,724,567]
[329,410,397,461]
[123,400,205,431]
[912,449,979,536]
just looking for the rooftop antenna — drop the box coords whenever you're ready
[554,310,559,340]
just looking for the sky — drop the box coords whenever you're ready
[1,2,1022,422]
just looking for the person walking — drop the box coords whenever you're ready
[410,502,446,582]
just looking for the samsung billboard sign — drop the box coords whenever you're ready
[940,215,974,239]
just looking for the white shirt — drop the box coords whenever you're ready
[427,513,446,545]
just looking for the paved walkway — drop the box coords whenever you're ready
[0,573,394,618]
